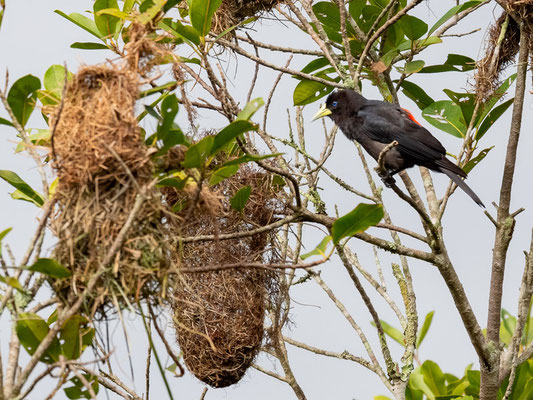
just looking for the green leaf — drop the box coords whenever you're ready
[0,226,11,258]
[398,36,442,52]
[95,8,129,19]
[313,1,356,38]
[404,60,425,74]
[16,313,61,364]
[420,54,476,74]
[54,10,103,39]
[422,100,466,138]
[15,129,51,153]
[174,21,201,45]
[10,190,42,206]
[237,97,264,121]
[70,42,109,50]
[449,379,470,396]
[157,173,190,189]
[417,311,434,347]
[210,120,256,156]
[139,81,178,98]
[462,147,493,174]
[0,117,13,127]
[159,19,201,46]
[181,136,214,168]
[61,315,94,360]
[0,170,44,207]
[293,79,335,106]
[397,15,428,40]
[476,98,514,140]
[230,186,251,212]
[7,75,41,127]
[301,236,333,260]
[138,0,167,24]
[406,385,425,400]
[300,57,330,74]
[349,0,365,21]
[313,2,340,30]
[0,4,4,31]
[428,1,483,36]
[157,94,180,146]
[443,89,477,127]
[421,360,446,396]
[163,0,181,12]
[410,367,437,400]
[209,164,239,185]
[399,80,435,110]
[189,0,223,37]
[29,258,71,278]
[0,275,23,291]
[331,203,383,244]
[516,368,533,400]
[123,0,135,12]
[480,74,516,121]
[465,370,480,396]
[64,374,99,399]
[374,397,393,400]
[43,65,70,98]
[372,319,404,346]
[94,0,120,37]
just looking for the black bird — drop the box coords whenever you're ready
[312,89,484,207]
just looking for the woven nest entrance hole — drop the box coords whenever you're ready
[49,65,174,314]
[167,164,288,387]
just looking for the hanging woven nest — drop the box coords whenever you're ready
[48,64,174,315]
[475,2,533,100]
[177,0,284,35]
[166,160,287,387]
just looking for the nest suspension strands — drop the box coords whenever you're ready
[167,161,287,388]
[49,65,173,315]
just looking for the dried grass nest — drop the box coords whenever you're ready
[179,0,284,34]
[475,2,533,100]
[49,65,173,314]
[166,162,287,387]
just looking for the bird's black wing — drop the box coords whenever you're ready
[358,103,446,164]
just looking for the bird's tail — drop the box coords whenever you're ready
[440,167,485,208]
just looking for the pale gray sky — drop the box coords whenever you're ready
[1,1,532,399]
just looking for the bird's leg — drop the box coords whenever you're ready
[377,169,396,188]
[374,141,399,188]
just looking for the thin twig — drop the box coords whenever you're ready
[355,0,425,84]
[336,245,398,379]
[217,39,344,89]
[0,87,49,196]
[283,335,375,372]
[178,258,327,273]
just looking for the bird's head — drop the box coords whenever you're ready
[311,90,366,123]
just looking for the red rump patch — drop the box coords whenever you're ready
[402,108,422,126]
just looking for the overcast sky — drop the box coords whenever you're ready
[1,1,532,399]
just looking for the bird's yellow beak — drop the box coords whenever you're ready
[311,103,332,121]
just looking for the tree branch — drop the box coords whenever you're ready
[483,20,529,399]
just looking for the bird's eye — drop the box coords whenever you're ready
[331,101,338,107]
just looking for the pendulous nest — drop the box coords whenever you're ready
[51,66,152,186]
[178,0,284,35]
[167,161,287,387]
[475,2,533,100]
[212,0,284,34]
[49,64,174,314]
